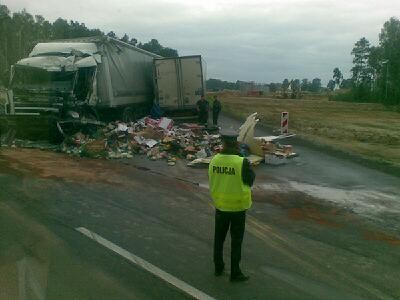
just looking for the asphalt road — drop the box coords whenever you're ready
[0,114,399,300]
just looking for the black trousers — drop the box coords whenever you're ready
[214,209,246,276]
[212,112,219,125]
[198,112,208,125]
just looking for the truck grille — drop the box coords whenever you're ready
[12,95,62,115]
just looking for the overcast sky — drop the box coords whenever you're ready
[3,0,399,85]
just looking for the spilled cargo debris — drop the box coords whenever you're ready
[1,113,297,167]
[56,117,222,165]
[237,113,297,165]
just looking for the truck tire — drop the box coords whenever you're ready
[80,106,99,122]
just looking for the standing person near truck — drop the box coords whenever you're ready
[212,95,222,126]
[196,95,209,125]
[208,130,255,282]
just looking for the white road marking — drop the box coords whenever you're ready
[76,227,215,300]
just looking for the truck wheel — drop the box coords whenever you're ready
[122,107,136,123]
[81,107,99,121]
[80,107,101,136]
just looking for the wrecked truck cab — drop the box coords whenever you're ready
[8,43,99,119]
[5,38,160,121]
[10,64,76,115]
[3,42,102,141]
[2,37,162,142]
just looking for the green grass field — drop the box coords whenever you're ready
[219,95,400,169]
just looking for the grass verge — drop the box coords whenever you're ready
[219,95,400,175]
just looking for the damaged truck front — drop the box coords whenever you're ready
[1,38,159,141]
[4,42,101,140]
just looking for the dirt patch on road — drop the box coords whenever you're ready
[0,149,139,187]
[363,230,400,246]
[288,207,343,228]
[253,189,400,246]
[0,148,198,194]
[253,189,345,228]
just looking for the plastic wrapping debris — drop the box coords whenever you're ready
[238,113,264,156]
[145,139,158,148]
[187,157,212,167]
[157,117,174,130]
[117,123,129,132]
[195,149,207,159]
[238,113,259,144]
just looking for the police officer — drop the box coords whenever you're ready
[208,130,255,282]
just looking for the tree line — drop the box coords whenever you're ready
[206,78,241,91]
[332,17,400,105]
[0,4,178,85]
[206,77,324,93]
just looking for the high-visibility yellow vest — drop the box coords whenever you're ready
[208,154,252,211]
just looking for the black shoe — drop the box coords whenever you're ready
[214,268,224,276]
[230,272,250,282]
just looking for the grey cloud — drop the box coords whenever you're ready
[4,0,399,84]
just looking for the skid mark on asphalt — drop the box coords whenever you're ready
[76,227,215,300]
[246,216,393,300]
[261,266,365,300]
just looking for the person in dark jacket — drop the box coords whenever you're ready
[196,95,209,125]
[212,95,222,126]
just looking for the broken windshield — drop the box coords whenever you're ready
[12,67,75,92]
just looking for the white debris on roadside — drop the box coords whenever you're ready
[238,112,297,165]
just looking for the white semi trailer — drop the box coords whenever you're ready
[154,55,205,118]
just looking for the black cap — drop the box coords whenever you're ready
[220,129,239,142]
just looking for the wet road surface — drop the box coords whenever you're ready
[0,114,399,299]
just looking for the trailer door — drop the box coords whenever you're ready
[155,59,180,109]
[179,56,204,109]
